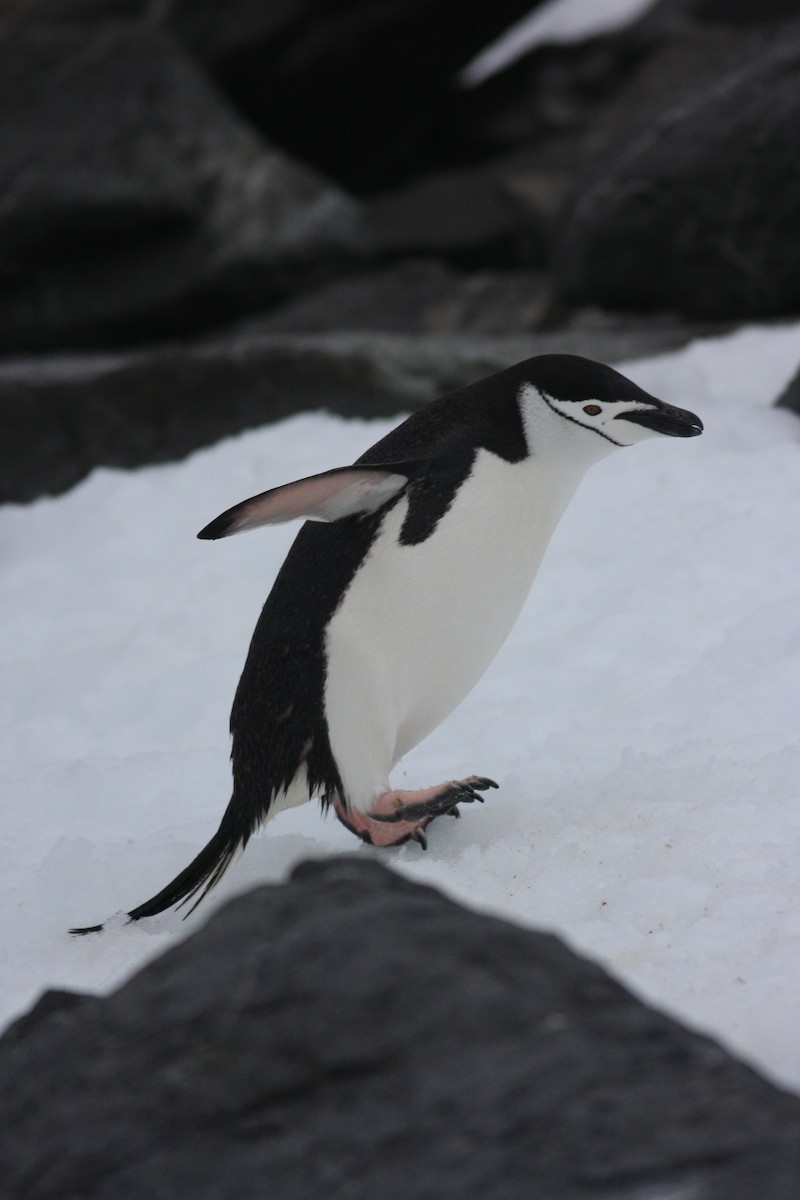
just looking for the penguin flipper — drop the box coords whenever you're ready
[197,465,410,539]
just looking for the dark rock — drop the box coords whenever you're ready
[0,332,527,504]
[451,30,654,164]
[366,166,547,267]
[0,22,366,353]
[499,151,577,237]
[626,0,800,37]
[363,142,590,269]
[9,0,307,61]
[774,362,800,416]
[692,0,800,23]
[555,304,732,355]
[258,260,730,344]
[12,0,543,192]
[258,261,551,335]
[1,990,100,1046]
[554,22,800,318]
[2,858,799,1199]
[204,0,544,191]
[0,318,725,505]
[153,0,305,62]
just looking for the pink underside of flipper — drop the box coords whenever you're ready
[231,468,406,530]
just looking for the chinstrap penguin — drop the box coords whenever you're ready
[71,354,702,933]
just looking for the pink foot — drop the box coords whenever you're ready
[333,800,433,848]
[332,776,497,849]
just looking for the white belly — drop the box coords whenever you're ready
[323,448,583,807]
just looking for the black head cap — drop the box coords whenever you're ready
[522,355,660,406]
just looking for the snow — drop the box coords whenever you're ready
[460,0,658,88]
[2,321,800,1094]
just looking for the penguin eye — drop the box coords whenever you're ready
[583,404,602,416]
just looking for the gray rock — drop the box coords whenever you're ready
[692,0,800,23]
[200,0,545,192]
[452,30,656,165]
[257,261,552,335]
[2,858,799,1199]
[0,319,724,505]
[554,22,800,318]
[12,0,542,192]
[2,989,99,1046]
[0,331,525,504]
[366,166,546,267]
[256,261,731,344]
[0,22,366,353]
[7,0,314,63]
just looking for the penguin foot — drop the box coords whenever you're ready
[333,799,434,848]
[332,777,496,847]
[368,776,498,824]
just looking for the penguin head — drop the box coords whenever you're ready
[518,355,702,458]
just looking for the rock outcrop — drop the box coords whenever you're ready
[0,22,366,353]
[3,0,800,506]
[554,21,800,317]
[3,859,799,1199]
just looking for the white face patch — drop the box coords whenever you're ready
[520,385,667,453]
[518,384,622,462]
[542,393,626,444]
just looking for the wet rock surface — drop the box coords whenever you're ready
[3,0,800,501]
[2,859,799,1200]
[1,313,726,504]
[0,21,366,355]
[554,21,800,317]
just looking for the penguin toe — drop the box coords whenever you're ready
[465,776,499,791]
[370,775,498,823]
[332,776,495,845]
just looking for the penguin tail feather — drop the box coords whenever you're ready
[69,805,246,935]
[127,822,242,922]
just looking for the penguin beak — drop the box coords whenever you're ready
[616,402,703,438]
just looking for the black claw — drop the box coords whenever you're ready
[369,774,497,824]
[448,807,461,818]
[411,828,428,850]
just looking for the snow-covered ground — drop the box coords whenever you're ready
[2,323,799,1093]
